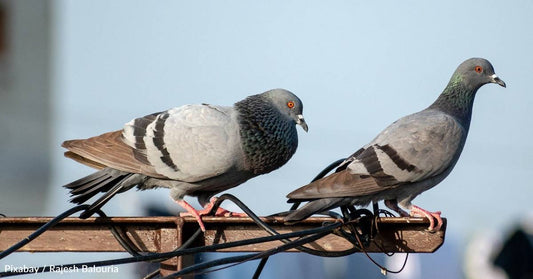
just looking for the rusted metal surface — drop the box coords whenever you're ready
[0,216,446,276]
[0,216,445,253]
[196,216,446,253]
[0,217,177,252]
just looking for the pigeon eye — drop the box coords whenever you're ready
[474,66,483,73]
[287,101,295,109]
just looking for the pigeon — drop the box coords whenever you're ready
[285,58,505,231]
[63,88,308,231]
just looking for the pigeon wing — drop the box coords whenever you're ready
[288,110,465,200]
[62,130,165,178]
[121,104,244,182]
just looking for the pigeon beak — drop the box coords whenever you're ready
[490,74,506,88]
[296,114,308,132]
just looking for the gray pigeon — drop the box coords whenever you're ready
[285,58,505,231]
[63,88,308,231]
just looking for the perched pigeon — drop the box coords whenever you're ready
[63,88,308,231]
[285,58,505,231]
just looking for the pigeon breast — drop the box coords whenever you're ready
[235,95,299,175]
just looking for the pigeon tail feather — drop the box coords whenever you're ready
[284,197,347,223]
[64,168,145,218]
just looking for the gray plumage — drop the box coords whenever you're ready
[285,58,505,230]
[63,88,308,219]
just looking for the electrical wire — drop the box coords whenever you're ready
[256,158,347,278]
[0,158,413,278]
[0,198,408,278]
[0,220,342,277]
[0,204,90,260]
[161,225,335,278]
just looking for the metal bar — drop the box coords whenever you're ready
[0,216,445,254]
[196,216,446,253]
[158,219,180,277]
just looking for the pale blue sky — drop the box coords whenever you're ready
[44,1,532,278]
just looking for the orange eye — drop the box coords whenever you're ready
[287,101,295,109]
[474,66,483,73]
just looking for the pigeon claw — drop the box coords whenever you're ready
[176,200,208,232]
[409,205,443,232]
[176,197,248,232]
[195,197,248,217]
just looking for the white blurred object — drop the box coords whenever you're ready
[386,254,421,279]
[464,230,508,279]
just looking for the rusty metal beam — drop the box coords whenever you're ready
[0,216,446,276]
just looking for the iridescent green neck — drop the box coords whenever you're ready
[428,73,477,130]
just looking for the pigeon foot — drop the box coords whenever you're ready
[409,205,443,232]
[194,197,248,217]
[176,198,248,231]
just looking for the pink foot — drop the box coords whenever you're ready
[409,205,443,232]
[176,200,208,231]
[176,197,248,231]
[188,197,247,217]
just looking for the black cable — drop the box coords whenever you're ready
[310,158,346,182]
[372,202,380,216]
[213,194,358,257]
[0,204,90,260]
[262,151,410,278]
[352,225,409,275]
[201,193,362,279]
[335,206,410,275]
[141,228,202,278]
[162,226,334,278]
[92,209,143,257]
[0,205,144,261]
[252,257,268,279]
[0,222,341,277]
[0,203,203,277]
[0,197,405,278]
[251,158,347,278]
[0,156,410,278]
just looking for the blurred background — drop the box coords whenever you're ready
[0,0,532,278]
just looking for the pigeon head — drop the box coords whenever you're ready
[431,57,506,129]
[261,89,308,132]
[453,58,506,91]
